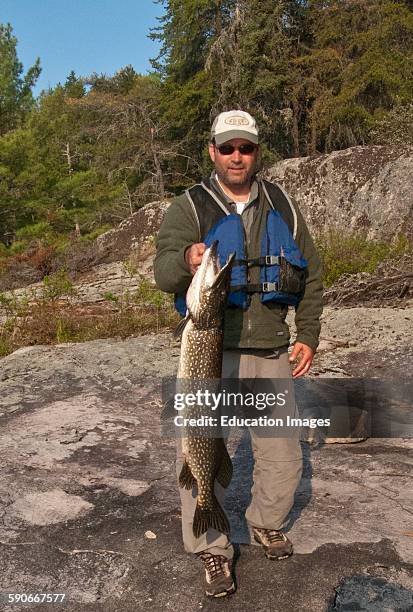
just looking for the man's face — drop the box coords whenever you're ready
[209,138,259,189]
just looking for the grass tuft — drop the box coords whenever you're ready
[0,271,179,358]
[316,230,411,287]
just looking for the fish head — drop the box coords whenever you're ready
[186,241,234,328]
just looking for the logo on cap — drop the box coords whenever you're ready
[224,116,250,126]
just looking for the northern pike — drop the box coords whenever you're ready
[176,241,234,538]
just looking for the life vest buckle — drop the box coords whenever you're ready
[265,255,279,265]
[262,282,278,292]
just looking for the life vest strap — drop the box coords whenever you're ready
[230,282,279,293]
[233,255,280,267]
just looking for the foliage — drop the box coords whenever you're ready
[0,24,40,135]
[316,229,412,287]
[1,3,413,278]
[0,274,178,357]
[151,0,413,157]
[299,0,413,153]
[41,269,77,301]
[370,102,413,145]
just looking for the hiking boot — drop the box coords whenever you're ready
[196,551,236,598]
[252,528,293,560]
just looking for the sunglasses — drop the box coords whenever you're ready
[216,143,257,155]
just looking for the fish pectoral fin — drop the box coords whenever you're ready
[193,498,230,538]
[216,444,233,489]
[179,461,197,489]
[173,314,190,340]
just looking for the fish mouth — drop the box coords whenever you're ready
[185,241,235,326]
[195,240,222,288]
[204,241,234,287]
[209,240,218,256]
[208,240,219,275]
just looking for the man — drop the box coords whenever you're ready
[154,110,323,598]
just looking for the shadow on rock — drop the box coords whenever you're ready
[284,440,313,532]
[225,431,313,544]
[328,574,413,611]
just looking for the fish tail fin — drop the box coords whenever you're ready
[193,497,230,538]
[215,444,233,489]
[179,460,197,489]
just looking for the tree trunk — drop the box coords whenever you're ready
[291,98,300,157]
[74,216,81,238]
[309,114,317,155]
[214,1,226,77]
[150,128,165,201]
[63,142,73,174]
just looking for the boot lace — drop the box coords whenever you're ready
[255,528,285,544]
[198,553,227,581]
[266,529,285,543]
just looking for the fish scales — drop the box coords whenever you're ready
[179,328,222,378]
[176,241,234,538]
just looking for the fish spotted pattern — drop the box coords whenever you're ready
[177,241,234,538]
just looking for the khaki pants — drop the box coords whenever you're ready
[176,347,303,560]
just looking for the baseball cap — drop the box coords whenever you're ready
[211,110,259,146]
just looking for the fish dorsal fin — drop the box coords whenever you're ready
[174,313,190,340]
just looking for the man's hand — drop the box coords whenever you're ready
[185,243,206,275]
[289,342,315,378]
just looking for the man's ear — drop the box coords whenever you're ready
[209,143,216,163]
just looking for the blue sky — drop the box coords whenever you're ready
[1,0,164,96]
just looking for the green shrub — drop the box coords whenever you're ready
[370,103,413,146]
[56,318,74,343]
[15,222,54,241]
[41,270,77,301]
[8,240,27,255]
[0,270,178,358]
[0,337,11,358]
[81,225,113,241]
[316,230,412,287]
[103,291,120,304]
[133,277,172,309]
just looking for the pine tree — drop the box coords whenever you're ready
[64,71,85,98]
[150,0,237,166]
[198,0,310,157]
[0,23,41,135]
[302,0,413,152]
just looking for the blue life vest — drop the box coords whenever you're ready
[175,180,308,316]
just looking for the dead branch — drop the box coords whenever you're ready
[324,253,413,307]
